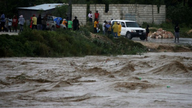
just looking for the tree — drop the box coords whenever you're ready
[52,5,68,18]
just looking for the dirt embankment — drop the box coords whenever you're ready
[91,32,192,52]
[134,41,192,52]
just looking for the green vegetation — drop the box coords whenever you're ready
[0,26,146,57]
[0,0,191,57]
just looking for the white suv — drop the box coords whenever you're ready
[111,20,146,40]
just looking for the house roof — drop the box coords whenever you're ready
[18,3,67,11]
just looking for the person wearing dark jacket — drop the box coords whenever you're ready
[146,25,149,41]
[42,15,47,30]
[174,24,180,43]
[73,16,79,30]
[37,14,42,30]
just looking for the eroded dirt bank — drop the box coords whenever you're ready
[0,52,192,108]
[136,41,192,52]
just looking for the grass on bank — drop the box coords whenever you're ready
[0,25,146,57]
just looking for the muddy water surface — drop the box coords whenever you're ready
[0,52,192,108]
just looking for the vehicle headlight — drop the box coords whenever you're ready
[131,30,136,32]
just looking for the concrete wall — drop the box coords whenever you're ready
[73,4,166,25]
[18,4,166,26]
[72,4,87,25]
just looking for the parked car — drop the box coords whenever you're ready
[111,20,146,40]
[46,15,56,30]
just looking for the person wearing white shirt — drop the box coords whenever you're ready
[88,11,93,22]
[102,20,107,35]
[8,17,12,32]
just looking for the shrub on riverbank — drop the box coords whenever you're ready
[0,27,146,57]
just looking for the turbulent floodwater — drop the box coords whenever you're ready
[0,52,192,108]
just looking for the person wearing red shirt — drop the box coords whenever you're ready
[94,10,99,20]
[30,16,33,29]
[12,15,18,32]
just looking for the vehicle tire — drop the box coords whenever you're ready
[126,32,132,39]
[51,26,55,31]
[140,35,146,40]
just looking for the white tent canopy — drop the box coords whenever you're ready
[18,3,67,11]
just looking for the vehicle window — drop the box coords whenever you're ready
[47,16,53,21]
[121,22,125,27]
[126,22,139,27]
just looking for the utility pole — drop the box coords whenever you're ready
[68,0,72,20]
[95,0,96,13]
[135,0,137,21]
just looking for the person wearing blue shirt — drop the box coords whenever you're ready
[0,13,5,32]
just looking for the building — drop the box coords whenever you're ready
[18,3,66,20]
[72,4,166,25]
[17,3,165,26]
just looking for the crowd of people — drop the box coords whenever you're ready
[1,11,180,42]
[89,10,150,40]
[88,10,180,42]
[26,14,80,31]
[0,13,80,32]
[0,13,26,32]
[89,10,122,38]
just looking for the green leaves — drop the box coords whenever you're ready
[53,5,68,18]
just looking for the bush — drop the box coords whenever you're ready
[0,24,147,57]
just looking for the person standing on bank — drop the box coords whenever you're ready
[117,22,121,37]
[146,25,149,41]
[73,16,79,30]
[32,14,37,29]
[18,15,25,32]
[68,20,73,30]
[174,23,180,43]
[94,10,99,20]
[37,14,42,30]
[112,22,118,37]
[12,15,18,32]
[62,19,67,28]
[88,11,93,22]
[42,15,47,30]
[8,16,12,32]
[105,22,111,36]
[94,19,98,33]
[102,20,107,35]
[0,12,5,32]
[66,17,69,29]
